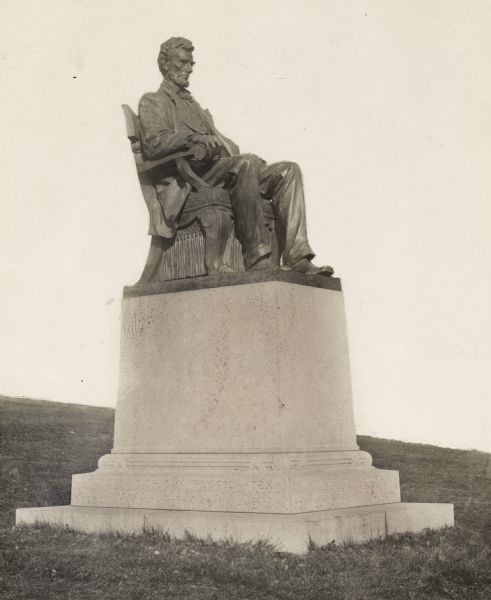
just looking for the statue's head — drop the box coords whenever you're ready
[158,37,195,88]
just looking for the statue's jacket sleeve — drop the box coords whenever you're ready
[138,88,239,238]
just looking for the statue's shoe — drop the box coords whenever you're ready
[244,243,271,270]
[282,258,334,277]
[249,256,276,271]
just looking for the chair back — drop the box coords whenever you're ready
[122,104,141,154]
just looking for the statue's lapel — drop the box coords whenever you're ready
[158,81,218,136]
[180,105,213,134]
[179,117,207,134]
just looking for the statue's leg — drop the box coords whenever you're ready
[259,162,315,267]
[201,155,270,268]
[198,207,234,274]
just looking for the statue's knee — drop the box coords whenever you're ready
[275,161,301,181]
[283,161,300,175]
[234,154,262,180]
[239,153,262,168]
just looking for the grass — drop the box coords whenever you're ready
[0,395,490,599]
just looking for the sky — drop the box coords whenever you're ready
[1,0,490,452]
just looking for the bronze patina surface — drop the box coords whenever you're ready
[128,37,334,281]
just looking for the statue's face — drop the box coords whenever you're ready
[166,48,194,88]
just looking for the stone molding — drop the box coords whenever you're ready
[98,450,373,471]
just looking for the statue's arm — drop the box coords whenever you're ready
[138,94,194,160]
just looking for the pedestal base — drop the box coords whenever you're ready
[15,273,454,553]
[16,502,454,554]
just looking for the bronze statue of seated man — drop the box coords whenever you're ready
[138,36,333,276]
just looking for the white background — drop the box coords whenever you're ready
[1,0,490,452]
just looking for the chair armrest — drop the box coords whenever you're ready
[135,149,195,174]
[137,143,213,191]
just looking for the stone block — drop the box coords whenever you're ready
[16,502,454,554]
[71,464,401,513]
[113,275,357,454]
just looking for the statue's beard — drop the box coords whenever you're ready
[167,70,190,89]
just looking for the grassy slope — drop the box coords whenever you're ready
[0,396,114,531]
[0,396,489,599]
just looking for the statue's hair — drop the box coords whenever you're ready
[158,37,194,75]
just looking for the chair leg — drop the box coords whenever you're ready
[198,208,234,274]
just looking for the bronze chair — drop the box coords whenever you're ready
[122,105,277,282]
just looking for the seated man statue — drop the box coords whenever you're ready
[138,36,333,276]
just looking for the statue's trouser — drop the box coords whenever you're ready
[200,154,315,268]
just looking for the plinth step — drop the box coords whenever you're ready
[71,465,401,513]
[16,502,454,554]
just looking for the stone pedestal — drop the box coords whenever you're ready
[16,272,453,552]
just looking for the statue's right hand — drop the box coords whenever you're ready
[190,134,221,160]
